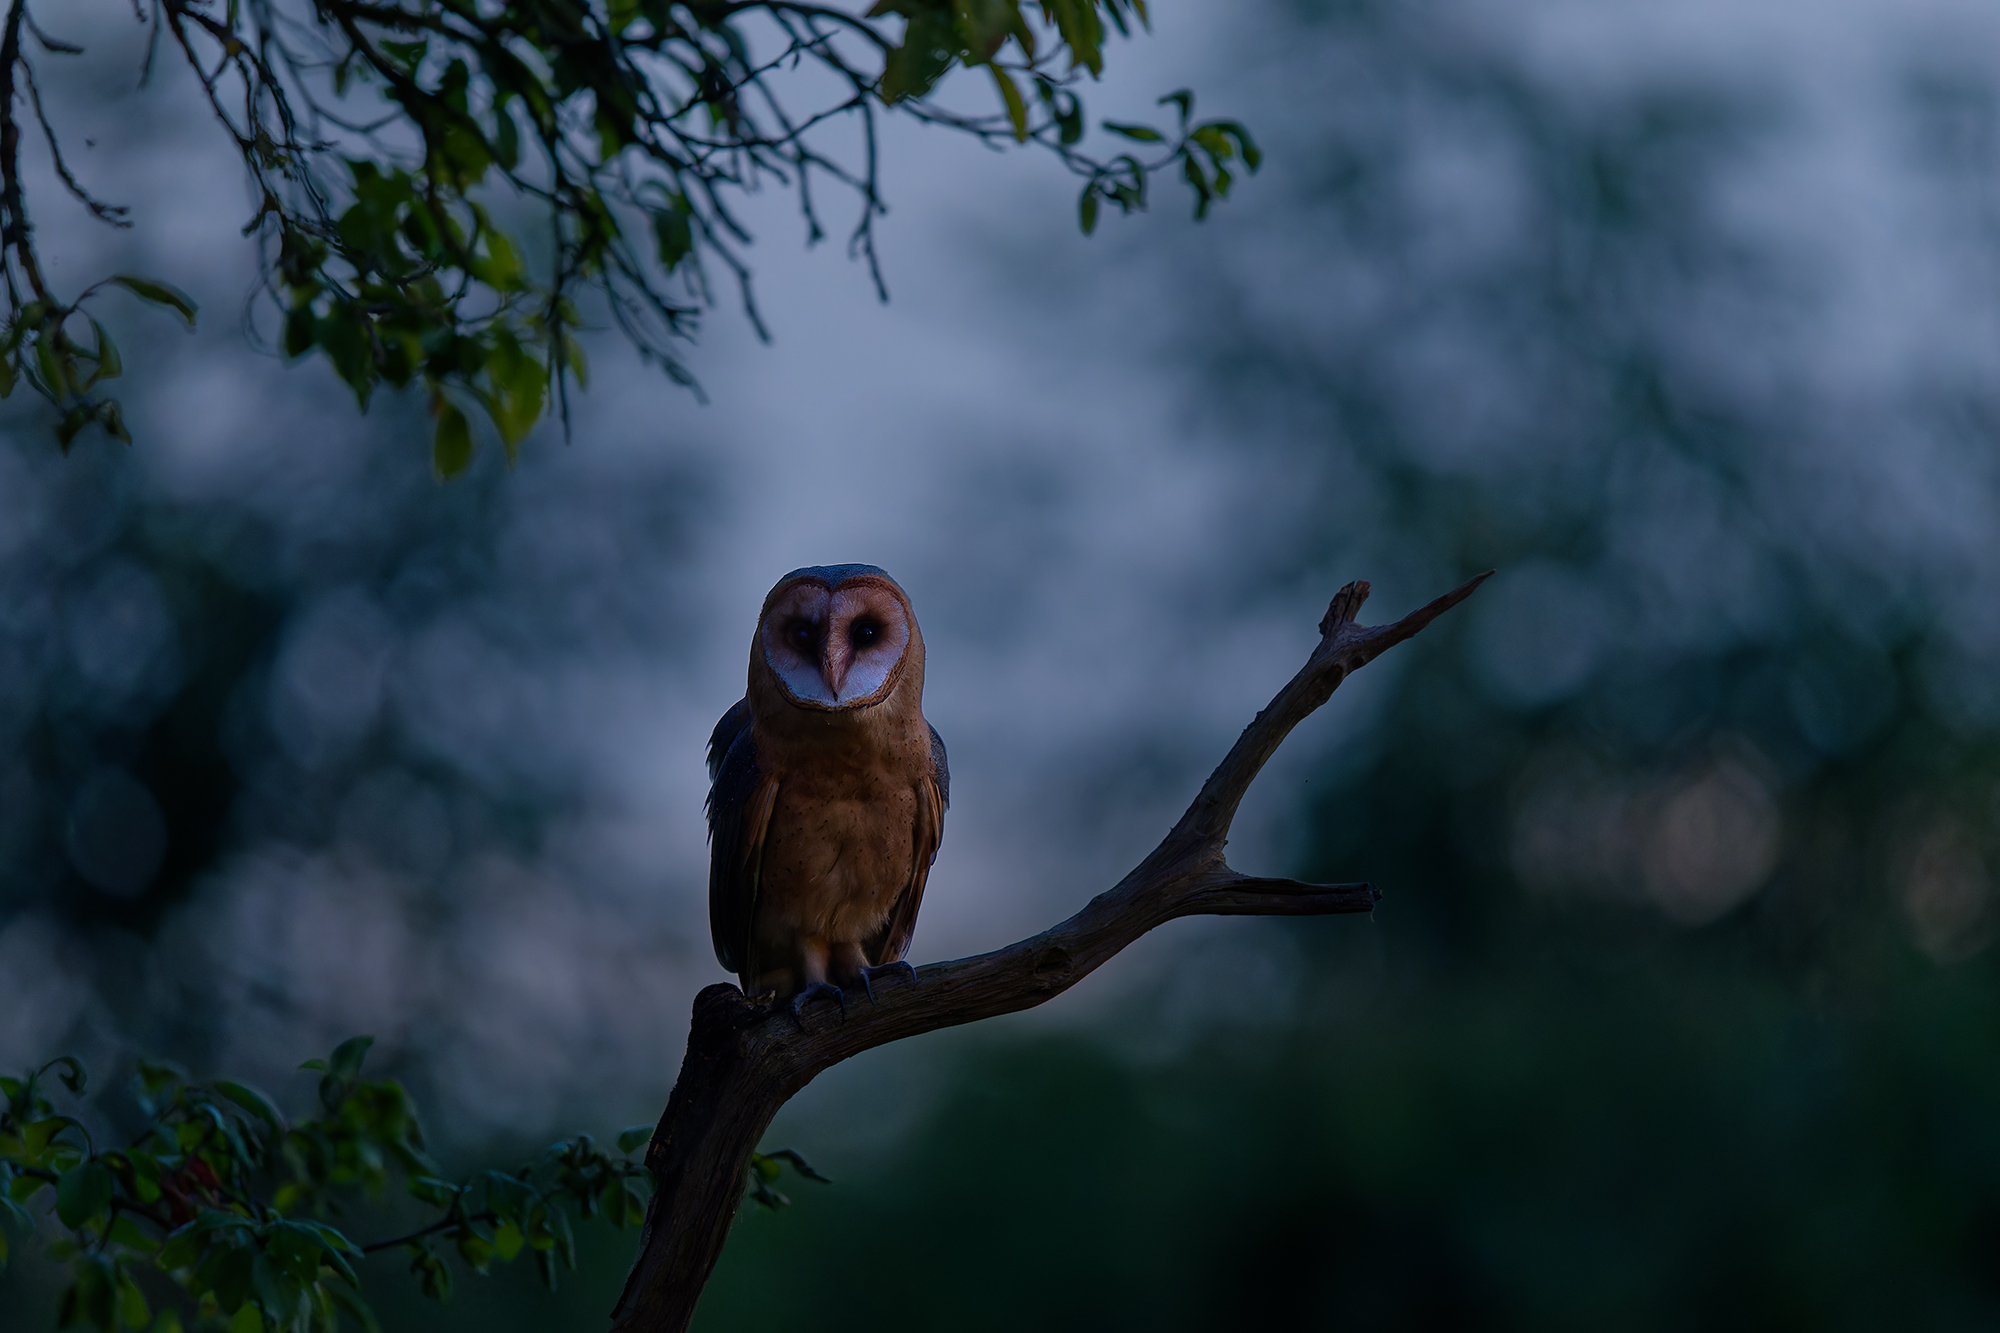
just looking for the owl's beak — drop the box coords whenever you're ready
[821,638,854,700]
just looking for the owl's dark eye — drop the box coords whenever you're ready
[850,619,881,649]
[787,621,816,652]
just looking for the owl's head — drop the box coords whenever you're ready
[755,564,920,710]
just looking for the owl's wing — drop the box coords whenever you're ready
[706,701,777,976]
[929,723,949,810]
[868,725,948,967]
[707,698,752,782]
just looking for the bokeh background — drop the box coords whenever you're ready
[7,0,2000,1328]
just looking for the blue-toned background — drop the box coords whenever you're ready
[6,0,2000,1327]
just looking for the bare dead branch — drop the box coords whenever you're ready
[609,571,1492,1333]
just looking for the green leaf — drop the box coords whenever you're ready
[36,337,68,400]
[482,333,545,455]
[1079,184,1101,235]
[133,1058,187,1111]
[326,1036,374,1082]
[990,67,1029,142]
[250,1250,295,1324]
[1183,152,1213,218]
[227,1300,262,1333]
[1101,120,1164,142]
[56,1161,114,1229]
[1188,123,1233,161]
[117,1269,150,1329]
[652,197,693,272]
[300,1232,356,1280]
[762,1148,832,1183]
[1053,91,1083,145]
[553,1205,575,1269]
[108,1215,161,1254]
[492,102,520,170]
[1044,0,1105,74]
[59,1253,118,1329]
[24,1117,75,1157]
[457,1229,494,1271]
[492,1219,524,1262]
[1217,118,1262,170]
[327,1284,382,1333]
[283,305,314,358]
[878,10,957,103]
[126,1153,161,1205]
[1158,89,1194,124]
[215,1082,285,1135]
[407,1176,459,1207]
[100,400,133,445]
[86,322,122,384]
[476,228,525,292]
[302,1227,360,1288]
[380,39,427,69]
[412,1246,452,1302]
[109,276,198,326]
[616,1126,653,1155]
[433,401,474,478]
[597,1177,628,1226]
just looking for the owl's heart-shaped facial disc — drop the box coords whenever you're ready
[759,575,912,708]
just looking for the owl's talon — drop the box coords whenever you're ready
[787,982,847,1029]
[857,961,918,1005]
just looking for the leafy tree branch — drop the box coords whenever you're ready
[0,0,1259,471]
[0,1035,828,1331]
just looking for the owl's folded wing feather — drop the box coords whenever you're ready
[706,699,752,783]
[706,701,776,975]
[929,723,949,810]
[868,725,948,967]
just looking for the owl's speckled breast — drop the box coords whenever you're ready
[757,760,920,942]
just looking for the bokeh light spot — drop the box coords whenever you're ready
[65,768,168,899]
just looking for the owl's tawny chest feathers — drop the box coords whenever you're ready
[749,681,932,942]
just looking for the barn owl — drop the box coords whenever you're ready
[706,565,948,1018]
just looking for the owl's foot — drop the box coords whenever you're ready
[857,961,919,1005]
[787,982,847,1030]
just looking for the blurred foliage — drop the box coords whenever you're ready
[700,958,2000,1330]
[0,393,702,944]
[0,0,1255,469]
[0,1037,650,1332]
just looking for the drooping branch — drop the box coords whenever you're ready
[609,571,1492,1333]
[0,0,50,307]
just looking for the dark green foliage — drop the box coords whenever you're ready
[0,0,1259,465]
[702,948,2000,1332]
[0,1040,654,1331]
[742,1149,831,1211]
